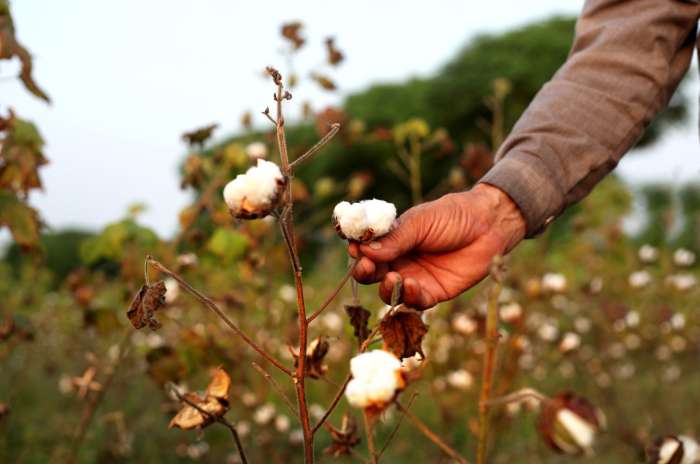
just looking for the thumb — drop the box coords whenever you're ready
[358,210,422,263]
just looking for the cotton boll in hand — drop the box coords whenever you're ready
[223,159,286,219]
[333,199,397,242]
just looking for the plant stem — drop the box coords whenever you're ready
[66,332,129,464]
[363,410,378,464]
[378,393,417,459]
[147,257,292,377]
[270,68,314,464]
[476,256,504,464]
[396,401,469,464]
[307,258,358,323]
[485,388,548,409]
[168,384,248,464]
[289,123,340,169]
[251,361,298,417]
[312,374,351,434]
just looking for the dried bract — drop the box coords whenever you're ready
[169,368,231,430]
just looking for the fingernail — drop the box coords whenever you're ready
[369,241,382,250]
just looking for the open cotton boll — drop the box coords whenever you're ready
[345,350,404,409]
[333,201,369,241]
[363,199,397,237]
[332,199,396,242]
[650,435,699,464]
[223,159,286,219]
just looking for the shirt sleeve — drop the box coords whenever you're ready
[479,0,700,237]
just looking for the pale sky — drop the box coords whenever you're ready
[2,0,698,239]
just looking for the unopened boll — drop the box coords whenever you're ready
[333,199,396,242]
[223,159,286,219]
[345,350,404,409]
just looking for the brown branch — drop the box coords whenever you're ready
[268,67,314,464]
[289,123,340,169]
[251,361,298,417]
[307,258,358,323]
[147,257,292,377]
[312,374,351,434]
[476,256,504,464]
[168,384,248,464]
[396,401,469,464]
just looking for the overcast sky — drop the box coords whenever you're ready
[2,0,698,239]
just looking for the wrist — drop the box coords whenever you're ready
[471,183,526,253]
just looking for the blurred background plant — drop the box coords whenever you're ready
[1,4,700,464]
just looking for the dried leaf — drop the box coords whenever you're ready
[205,367,231,401]
[324,37,344,66]
[311,72,337,91]
[0,7,50,102]
[281,21,305,49]
[169,368,231,430]
[325,413,361,457]
[291,336,329,379]
[379,308,428,360]
[181,123,218,147]
[345,304,370,343]
[126,281,166,331]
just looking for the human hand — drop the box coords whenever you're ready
[348,184,526,309]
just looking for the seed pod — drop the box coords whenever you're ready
[647,435,700,464]
[538,391,606,455]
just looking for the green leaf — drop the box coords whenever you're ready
[206,227,248,262]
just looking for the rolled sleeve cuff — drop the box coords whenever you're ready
[478,153,565,238]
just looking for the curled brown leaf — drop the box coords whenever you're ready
[126,281,166,331]
[379,307,428,360]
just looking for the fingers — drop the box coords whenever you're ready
[377,273,436,310]
[358,211,421,263]
[352,256,388,284]
[378,271,402,304]
[403,276,436,310]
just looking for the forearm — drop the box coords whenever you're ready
[480,0,700,237]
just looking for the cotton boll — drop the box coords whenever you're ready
[542,273,567,293]
[649,435,699,464]
[673,248,696,267]
[245,141,268,160]
[332,199,396,242]
[638,244,659,263]
[223,159,286,219]
[362,199,397,237]
[164,278,179,304]
[333,202,368,241]
[628,270,652,288]
[345,350,404,409]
